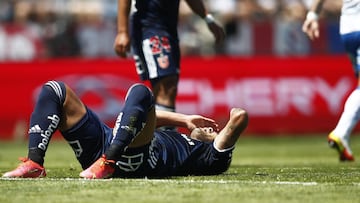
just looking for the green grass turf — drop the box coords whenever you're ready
[0,135,359,203]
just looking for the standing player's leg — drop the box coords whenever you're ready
[80,83,156,179]
[135,32,180,114]
[328,32,360,161]
[151,74,179,113]
[148,34,180,130]
[2,81,87,178]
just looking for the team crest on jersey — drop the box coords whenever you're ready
[116,153,144,172]
[157,54,169,69]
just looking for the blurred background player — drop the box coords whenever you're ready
[302,0,360,161]
[113,0,225,116]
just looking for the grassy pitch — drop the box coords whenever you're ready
[0,135,359,203]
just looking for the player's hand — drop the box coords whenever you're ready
[302,18,320,40]
[207,22,225,45]
[185,115,219,132]
[114,32,130,58]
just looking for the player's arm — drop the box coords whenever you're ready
[114,0,132,57]
[155,110,219,132]
[302,0,326,40]
[184,0,225,44]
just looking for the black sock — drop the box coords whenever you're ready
[105,84,154,160]
[27,81,66,165]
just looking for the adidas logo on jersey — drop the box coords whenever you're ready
[28,125,43,134]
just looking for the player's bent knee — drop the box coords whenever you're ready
[125,83,155,108]
[40,80,66,105]
[127,83,152,98]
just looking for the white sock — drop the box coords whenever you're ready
[333,87,360,141]
[155,104,175,112]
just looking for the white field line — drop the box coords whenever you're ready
[148,179,319,186]
[0,177,320,186]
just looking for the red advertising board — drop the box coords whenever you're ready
[0,56,355,139]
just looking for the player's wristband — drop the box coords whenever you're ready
[306,11,318,21]
[204,14,215,24]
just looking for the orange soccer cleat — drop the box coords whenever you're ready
[328,132,354,162]
[2,157,46,178]
[79,155,115,179]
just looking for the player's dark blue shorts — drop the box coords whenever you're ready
[61,107,233,177]
[130,17,180,81]
[60,107,113,170]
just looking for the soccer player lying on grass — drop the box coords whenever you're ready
[2,81,248,179]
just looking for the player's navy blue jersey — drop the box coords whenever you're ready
[150,130,232,176]
[61,107,232,178]
[132,0,180,37]
[114,130,232,178]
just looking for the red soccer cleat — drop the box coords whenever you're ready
[328,132,354,162]
[2,157,46,178]
[79,155,115,179]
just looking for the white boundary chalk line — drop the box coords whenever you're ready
[0,177,320,186]
[3,177,359,186]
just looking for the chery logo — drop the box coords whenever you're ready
[178,77,353,116]
[32,75,354,122]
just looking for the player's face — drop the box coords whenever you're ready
[190,127,218,143]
